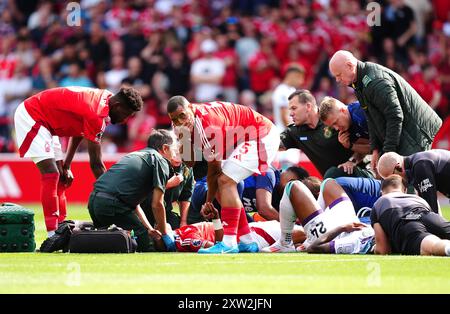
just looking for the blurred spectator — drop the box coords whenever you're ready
[0,9,16,37]
[439,46,450,116]
[383,0,417,62]
[313,76,335,106]
[53,40,82,80]
[272,65,305,131]
[282,43,314,89]
[379,38,404,69]
[87,22,111,73]
[170,6,190,44]
[162,46,190,96]
[59,62,94,87]
[0,35,17,80]
[120,21,147,60]
[103,55,129,93]
[433,0,450,22]
[235,18,259,89]
[126,109,157,151]
[122,56,151,100]
[31,56,57,92]
[410,63,446,116]
[187,26,211,61]
[239,89,257,111]
[100,133,119,154]
[248,37,278,100]
[27,1,55,30]
[190,38,225,102]
[404,0,433,47]
[141,32,164,73]
[14,35,35,68]
[214,33,239,103]
[1,60,32,117]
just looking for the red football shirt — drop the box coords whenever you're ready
[174,222,215,252]
[193,101,274,159]
[24,87,112,143]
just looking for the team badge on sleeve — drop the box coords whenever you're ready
[95,131,104,143]
[191,239,202,247]
[95,121,106,143]
[323,126,333,139]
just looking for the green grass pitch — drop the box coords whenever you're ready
[0,203,449,294]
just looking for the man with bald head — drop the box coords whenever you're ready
[377,150,450,214]
[329,50,442,176]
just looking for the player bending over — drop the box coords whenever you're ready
[167,96,280,253]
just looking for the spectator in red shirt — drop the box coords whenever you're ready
[410,64,446,116]
[248,37,279,96]
[215,33,239,103]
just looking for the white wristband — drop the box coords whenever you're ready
[212,219,222,230]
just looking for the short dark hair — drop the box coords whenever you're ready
[147,129,174,151]
[287,89,316,107]
[381,174,407,192]
[167,95,189,113]
[301,176,322,199]
[285,166,310,181]
[285,64,305,77]
[112,87,143,112]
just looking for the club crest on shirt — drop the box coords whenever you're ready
[45,141,50,152]
[323,126,333,139]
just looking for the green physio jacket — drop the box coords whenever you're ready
[353,61,442,155]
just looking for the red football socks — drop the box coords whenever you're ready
[237,207,251,237]
[221,207,240,236]
[57,182,67,223]
[221,207,240,247]
[41,172,59,232]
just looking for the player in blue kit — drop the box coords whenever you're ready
[334,177,381,224]
[303,176,381,224]
[241,166,309,221]
[319,97,372,177]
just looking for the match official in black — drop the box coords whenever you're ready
[371,175,450,256]
[377,150,450,215]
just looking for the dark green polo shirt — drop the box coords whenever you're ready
[94,148,170,208]
[164,163,194,211]
[281,121,353,176]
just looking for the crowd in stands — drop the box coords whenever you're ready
[0,0,449,153]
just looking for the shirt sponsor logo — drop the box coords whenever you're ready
[299,136,308,141]
[418,178,433,193]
